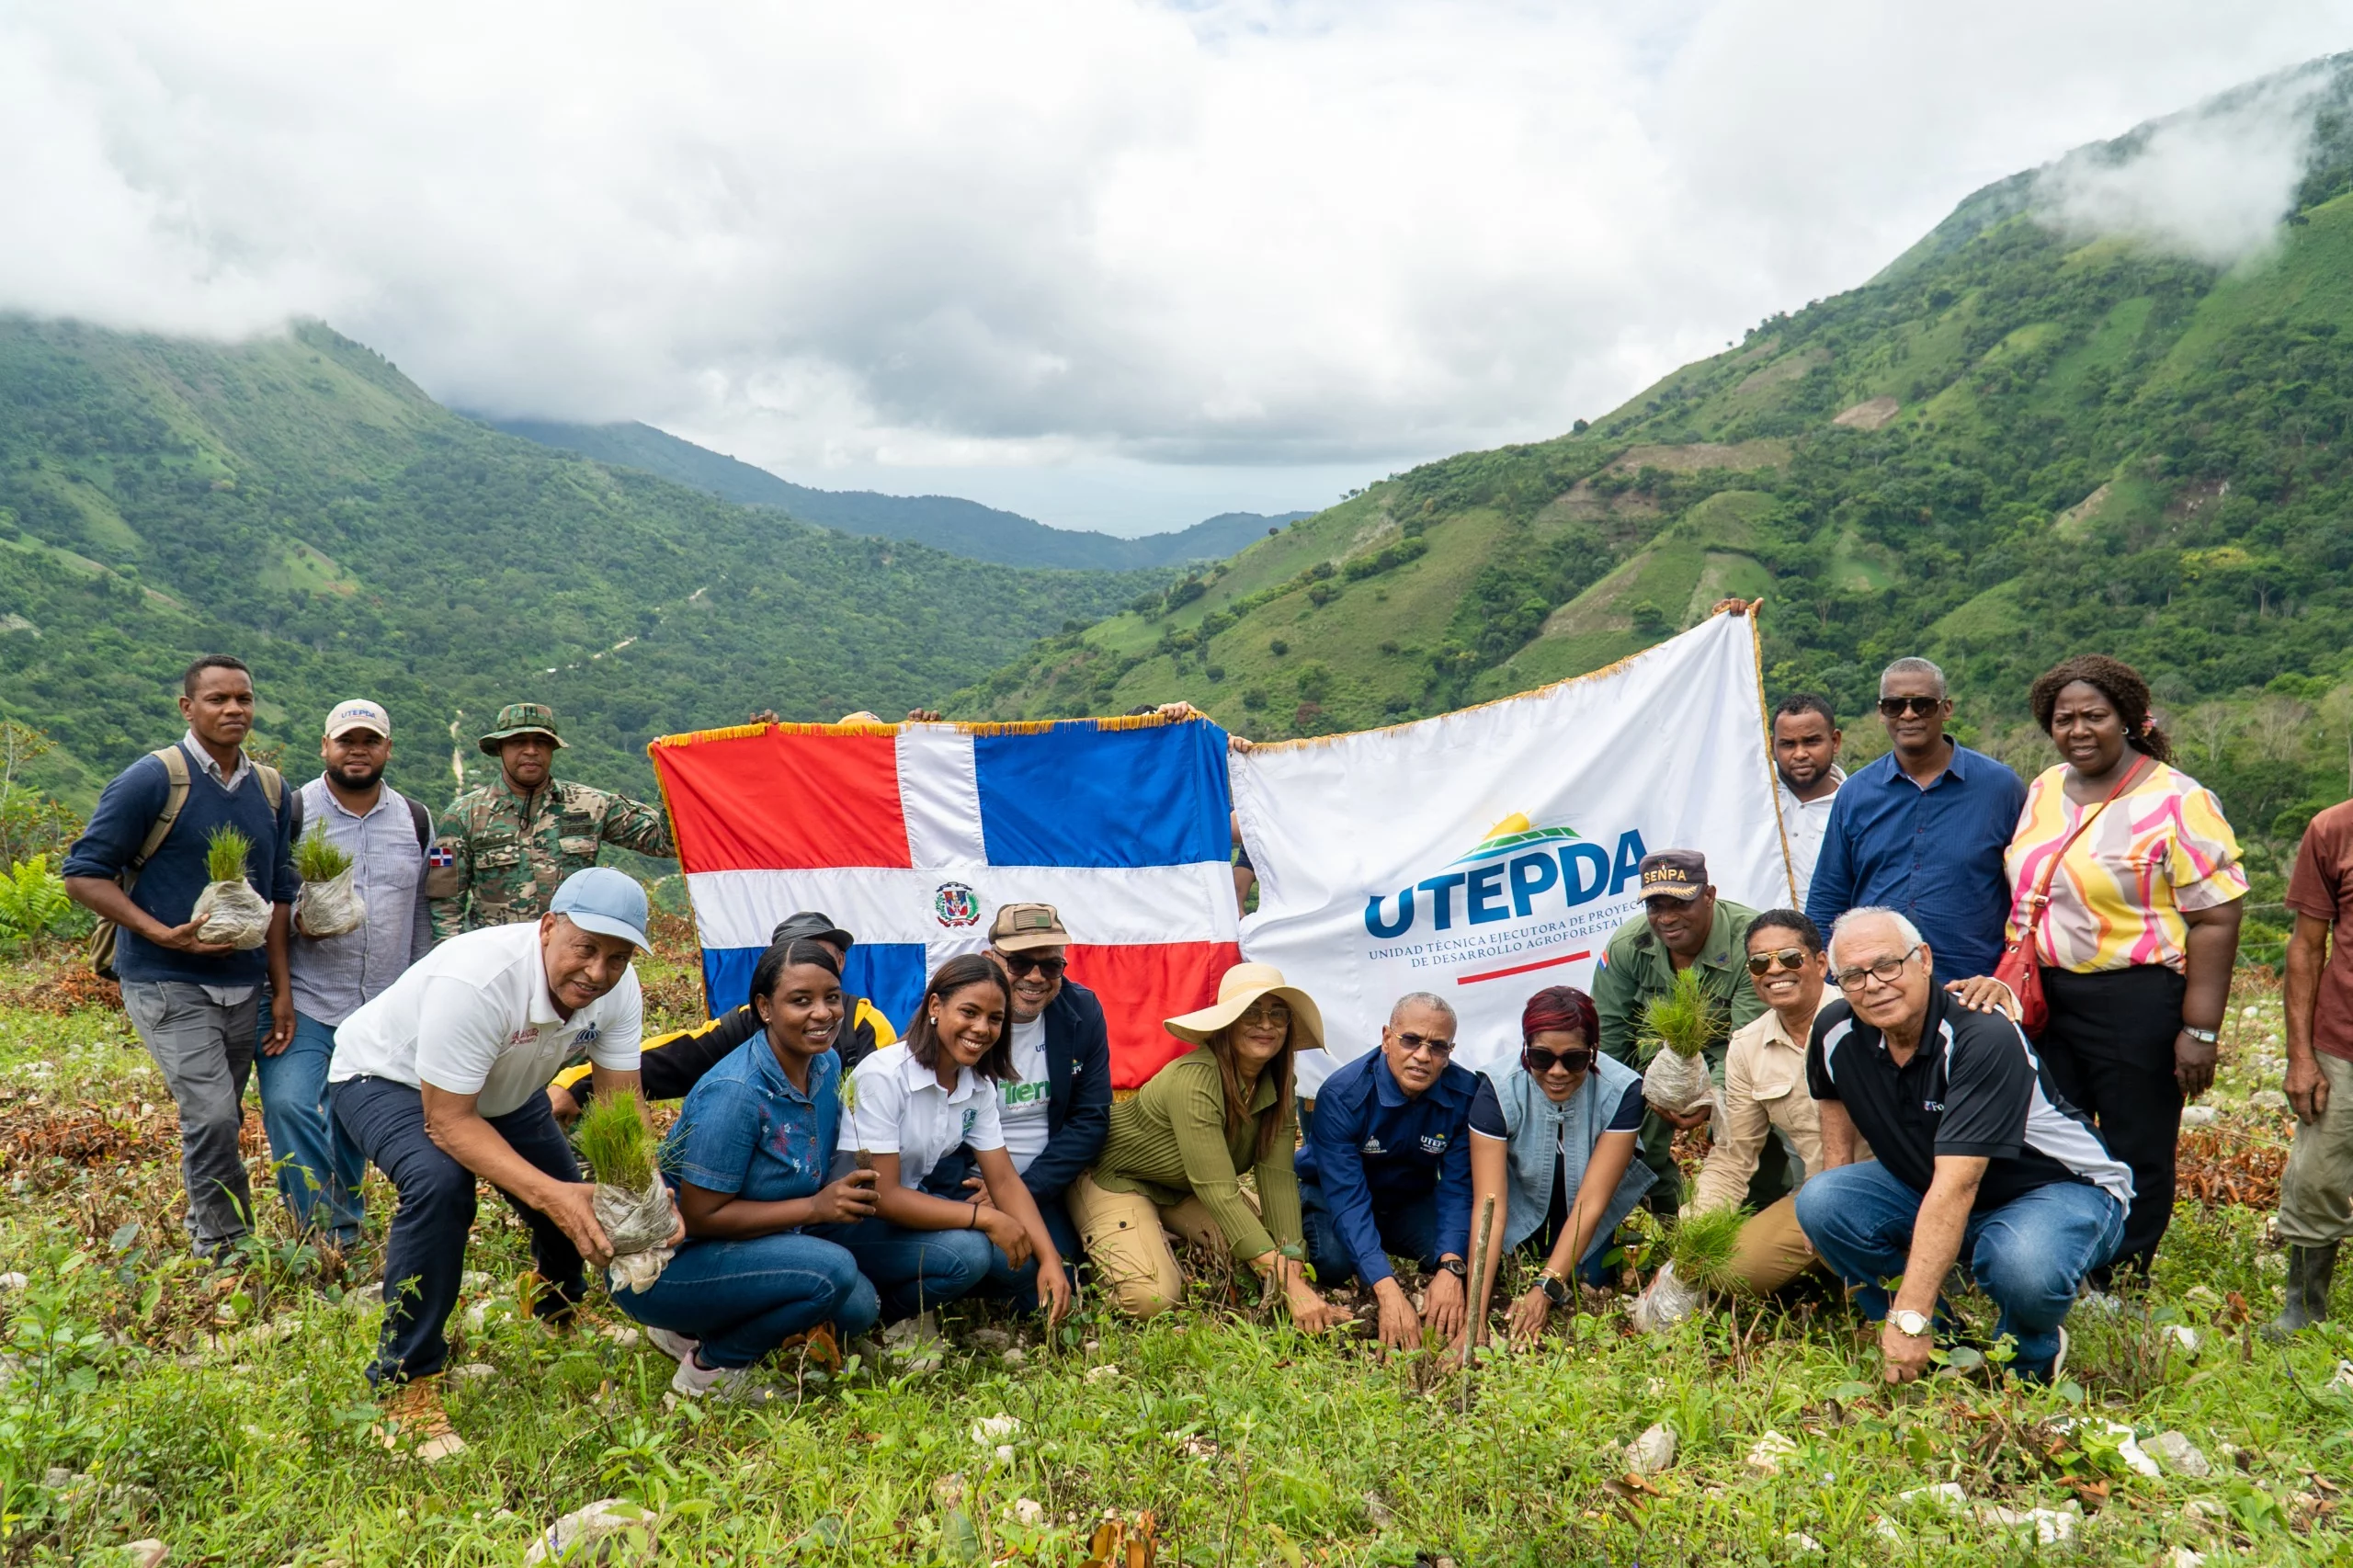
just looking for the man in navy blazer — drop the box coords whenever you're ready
[1297,991,1477,1355]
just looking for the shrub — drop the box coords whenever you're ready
[0,855,77,952]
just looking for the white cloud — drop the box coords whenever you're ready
[3,1,2351,530]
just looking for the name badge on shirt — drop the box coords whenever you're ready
[1419,1133,1449,1154]
[575,1023,601,1047]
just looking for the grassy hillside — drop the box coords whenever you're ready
[489,417,1307,570]
[0,321,1163,809]
[958,54,2353,867]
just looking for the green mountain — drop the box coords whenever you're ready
[0,320,1163,810]
[487,416,1307,570]
[958,54,2353,862]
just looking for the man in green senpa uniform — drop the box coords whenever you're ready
[428,703,675,943]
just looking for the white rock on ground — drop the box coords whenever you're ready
[1899,1483,1968,1515]
[452,1363,497,1381]
[1783,1531,1824,1554]
[2164,1325,2201,1354]
[2172,1550,2207,1568]
[2179,1105,2218,1127]
[1627,1423,1677,1476]
[1014,1498,1046,1526]
[2250,1089,2291,1113]
[123,1542,167,1568]
[522,1500,659,1566]
[2182,1498,2228,1527]
[0,1272,29,1292]
[2330,1360,2353,1392]
[1745,1431,1799,1476]
[2143,1431,2212,1478]
[2053,1418,2161,1479]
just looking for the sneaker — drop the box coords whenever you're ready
[670,1353,780,1403]
[644,1326,700,1364]
[376,1377,467,1462]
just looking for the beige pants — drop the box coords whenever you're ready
[1068,1171,1249,1319]
[2278,1054,2353,1248]
[1726,1192,1820,1295]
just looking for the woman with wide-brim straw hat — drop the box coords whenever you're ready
[1068,963,1355,1327]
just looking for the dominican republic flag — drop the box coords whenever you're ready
[650,715,1244,1088]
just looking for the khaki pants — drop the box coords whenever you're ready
[1069,1172,1250,1319]
[1727,1192,1819,1295]
[2278,1054,2353,1248]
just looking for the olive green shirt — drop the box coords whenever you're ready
[427,774,674,944]
[1089,1047,1302,1262]
[1591,898,1765,1077]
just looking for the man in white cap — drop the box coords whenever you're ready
[328,867,655,1458]
[257,699,438,1248]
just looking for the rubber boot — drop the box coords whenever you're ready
[2264,1242,2339,1340]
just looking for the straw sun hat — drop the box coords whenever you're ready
[1163,962,1324,1053]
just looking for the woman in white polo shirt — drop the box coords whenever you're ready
[823,952,1073,1325]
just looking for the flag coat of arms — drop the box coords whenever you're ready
[651,715,1243,1087]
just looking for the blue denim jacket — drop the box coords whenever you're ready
[1480,1051,1654,1258]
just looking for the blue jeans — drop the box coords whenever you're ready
[811,1217,1017,1324]
[331,1075,587,1386]
[1794,1160,2125,1377]
[254,1005,366,1244]
[1297,1175,1441,1290]
[608,1233,880,1367]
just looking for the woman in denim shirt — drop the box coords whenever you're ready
[610,938,883,1400]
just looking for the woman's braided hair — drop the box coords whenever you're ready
[2029,654,2174,765]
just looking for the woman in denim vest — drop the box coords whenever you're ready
[1464,987,1654,1346]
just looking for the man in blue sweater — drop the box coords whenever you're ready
[65,655,299,1258]
[1297,991,1477,1355]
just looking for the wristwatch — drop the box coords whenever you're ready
[1891,1309,1932,1337]
[1438,1257,1469,1279]
[2181,1026,2219,1044]
[1538,1270,1573,1307]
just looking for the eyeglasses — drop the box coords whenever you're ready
[1524,1045,1595,1074]
[1832,946,1922,992]
[1877,696,1942,718]
[995,951,1066,979]
[1395,1030,1455,1059]
[1236,999,1290,1026]
[1746,948,1810,976]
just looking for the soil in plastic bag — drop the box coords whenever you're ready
[1642,1047,1715,1119]
[192,879,272,949]
[294,869,367,939]
[596,1175,679,1294]
[1632,1261,1701,1334]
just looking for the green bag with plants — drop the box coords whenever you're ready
[574,1094,680,1293]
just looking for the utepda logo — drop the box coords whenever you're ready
[1364,813,1651,938]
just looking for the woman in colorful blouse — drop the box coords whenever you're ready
[615,938,884,1401]
[1070,962,1353,1328]
[1958,654,2245,1279]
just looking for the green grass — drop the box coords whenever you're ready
[0,954,2347,1562]
[573,1089,654,1192]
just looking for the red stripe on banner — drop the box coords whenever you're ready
[653,727,910,871]
[1066,940,1243,1090]
[1455,949,1591,985]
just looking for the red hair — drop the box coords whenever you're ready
[1521,985,1598,1047]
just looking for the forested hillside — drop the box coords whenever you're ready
[958,54,2353,890]
[0,321,1162,810]
[490,417,1306,570]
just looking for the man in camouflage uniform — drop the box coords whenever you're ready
[427,703,675,943]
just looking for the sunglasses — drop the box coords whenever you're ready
[1394,1030,1455,1059]
[995,951,1066,979]
[1524,1044,1596,1074]
[1236,999,1291,1026]
[1877,695,1943,718]
[1746,948,1810,976]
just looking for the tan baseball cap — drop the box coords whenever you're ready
[987,902,1069,953]
[324,699,392,739]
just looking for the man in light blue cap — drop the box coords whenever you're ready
[327,867,655,1458]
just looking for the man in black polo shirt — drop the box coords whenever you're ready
[1794,906,2131,1383]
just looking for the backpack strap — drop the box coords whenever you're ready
[130,745,192,874]
[407,795,433,853]
[255,762,285,814]
[287,784,305,847]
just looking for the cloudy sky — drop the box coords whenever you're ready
[6,2,2352,533]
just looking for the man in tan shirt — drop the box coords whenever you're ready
[1688,907,1861,1291]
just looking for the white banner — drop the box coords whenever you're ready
[1233,612,1794,1094]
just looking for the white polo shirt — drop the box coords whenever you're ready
[327,921,642,1118]
[838,1041,1005,1189]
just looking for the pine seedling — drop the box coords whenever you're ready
[293,822,353,882]
[1639,966,1720,1062]
[574,1092,654,1191]
[204,825,254,884]
[1665,1203,1751,1299]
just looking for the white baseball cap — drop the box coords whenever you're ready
[324,699,392,739]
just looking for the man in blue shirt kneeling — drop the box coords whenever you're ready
[1298,992,1477,1354]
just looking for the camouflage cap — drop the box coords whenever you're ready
[478,701,568,754]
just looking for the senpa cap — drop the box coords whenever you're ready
[324,699,392,739]
[988,902,1069,952]
[1637,848,1710,901]
[551,867,651,950]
